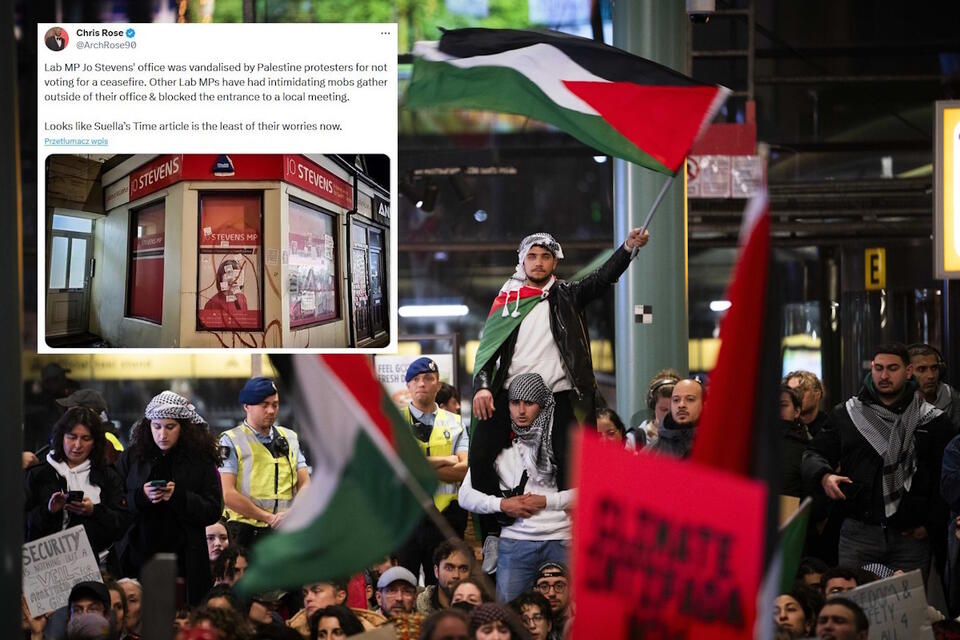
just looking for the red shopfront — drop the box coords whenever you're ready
[91,154,386,348]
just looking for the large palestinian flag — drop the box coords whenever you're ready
[234,355,437,597]
[406,28,729,175]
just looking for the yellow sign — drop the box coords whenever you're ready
[936,101,960,278]
[865,248,886,290]
[23,354,271,380]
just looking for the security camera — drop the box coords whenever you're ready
[686,0,715,23]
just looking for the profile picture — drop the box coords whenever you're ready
[44,26,69,51]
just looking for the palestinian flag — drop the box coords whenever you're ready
[690,192,783,640]
[406,28,729,175]
[779,498,813,593]
[234,355,437,597]
[473,285,547,381]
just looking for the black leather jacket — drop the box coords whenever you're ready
[474,244,634,405]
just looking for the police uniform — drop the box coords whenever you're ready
[395,358,469,586]
[220,377,307,549]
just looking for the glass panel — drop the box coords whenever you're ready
[68,238,87,289]
[49,236,68,289]
[52,214,93,233]
[197,193,263,331]
[288,200,338,327]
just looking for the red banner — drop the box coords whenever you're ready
[571,434,765,640]
[283,155,353,210]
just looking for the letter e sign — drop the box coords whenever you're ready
[865,248,886,290]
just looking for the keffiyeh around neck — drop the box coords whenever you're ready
[845,392,942,518]
[145,391,205,424]
[509,373,557,486]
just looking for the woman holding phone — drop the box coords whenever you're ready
[117,391,223,605]
[24,407,126,553]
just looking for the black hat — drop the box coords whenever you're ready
[57,389,108,415]
[68,581,111,612]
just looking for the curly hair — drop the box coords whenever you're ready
[51,407,108,469]
[127,416,218,465]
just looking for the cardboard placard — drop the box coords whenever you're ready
[571,435,766,640]
[22,526,102,617]
[842,569,933,640]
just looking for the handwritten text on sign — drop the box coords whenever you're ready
[22,526,102,617]
[842,570,933,640]
[571,435,766,640]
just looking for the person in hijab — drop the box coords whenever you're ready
[117,391,223,605]
[459,373,575,603]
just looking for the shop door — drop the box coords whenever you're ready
[368,230,385,337]
[46,214,94,337]
[352,240,372,344]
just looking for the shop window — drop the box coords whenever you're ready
[197,192,263,331]
[288,199,339,327]
[127,202,165,324]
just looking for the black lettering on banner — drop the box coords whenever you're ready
[584,494,747,633]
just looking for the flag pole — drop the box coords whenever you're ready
[631,174,674,259]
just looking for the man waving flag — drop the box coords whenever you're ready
[405,27,729,174]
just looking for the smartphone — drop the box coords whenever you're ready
[66,490,83,503]
[148,480,169,488]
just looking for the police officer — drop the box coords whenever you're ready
[396,357,469,586]
[219,377,310,549]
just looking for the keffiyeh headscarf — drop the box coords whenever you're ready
[509,373,557,486]
[144,391,205,424]
[498,233,564,318]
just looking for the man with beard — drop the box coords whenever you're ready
[470,229,649,545]
[416,539,475,614]
[910,343,960,431]
[648,378,703,459]
[803,343,955,578]
[375,567,419,622]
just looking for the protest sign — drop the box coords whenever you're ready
[22,525,102,617]
[570,434,766,640]
[842,569,934,640]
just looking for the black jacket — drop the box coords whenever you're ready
[24,461,127,554]
[474,244,635,406]
[802,381,956,530]
[649,413,696,459]
[781,420,810,498]
[116,446,222,605]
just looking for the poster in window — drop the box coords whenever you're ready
[128,203,165,324]
[196,194,262,330]
[289,201,338,327]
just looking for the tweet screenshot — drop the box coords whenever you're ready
[37,24,396,351]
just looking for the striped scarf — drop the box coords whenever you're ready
[509,373,557,486]
[845,393,942,517]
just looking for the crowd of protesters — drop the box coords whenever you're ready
[19,230,960,640]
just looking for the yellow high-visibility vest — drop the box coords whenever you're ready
[222,424,301,527]
[405,406,463,512]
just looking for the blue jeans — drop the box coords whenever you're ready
[838,518,930,581]
[496,538,569,602]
